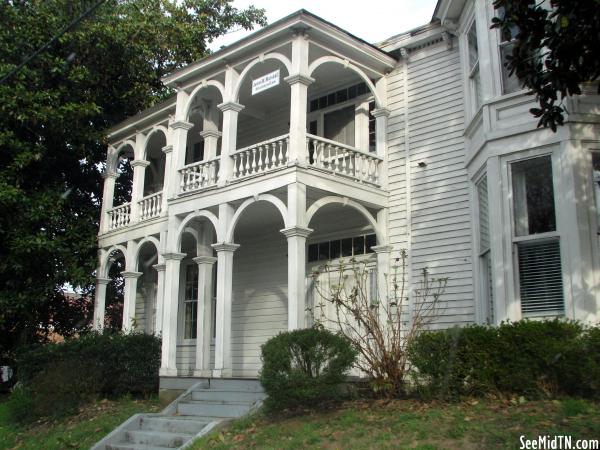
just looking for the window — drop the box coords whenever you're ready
[368,101,376,153]
[476,175,494,324]
[307,233,376,263]
[496,6,521,94]
[510,156,564,316]
[467,21,482,112]
[592,152,600,233]
[183,264,198,339]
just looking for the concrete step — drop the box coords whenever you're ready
[139,416,209,434]
[177,400,253,418]
[191,388,266,403]
[125,430,193,448]
[205,378,264,392]
[105,443,174,450]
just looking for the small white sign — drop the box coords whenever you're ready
[252,69,280,95]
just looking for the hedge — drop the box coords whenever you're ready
[407,319,600,399]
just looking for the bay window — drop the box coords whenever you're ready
[467,20,482,113]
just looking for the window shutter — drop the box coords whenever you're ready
[517,239,564,316]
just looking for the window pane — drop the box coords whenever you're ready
[512,156,556,236]
[341,238,353,257]
[184,301,197,339]
[500,42,521,94]
[472,69,482,111]
[592,152,600,231]
[477,176,490,252]
[318,241,330,261]
[365,234,376,253]
[467,22,479,70]
[518,239,564,316]
[353,236,365,256]
[308,243,319,262]
[330,240,341,259]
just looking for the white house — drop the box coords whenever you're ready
[94,0,600,394]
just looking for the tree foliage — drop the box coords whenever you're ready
[0,0,265,363]
[491,0,600,131]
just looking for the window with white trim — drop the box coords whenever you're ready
[467,20,483,113]
[496,6,521,94]
[476,175,494,324]
[183,263,198,339]
[510,156,564,317]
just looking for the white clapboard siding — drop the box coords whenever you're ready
[230,231,288,377]
[237,103,290,150]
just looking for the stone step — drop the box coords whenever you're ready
[177,400,253,418]
[139,415,209,434]
[191,388,266,403]
[205,378,264,392]
[125,429,193,448]
[105,443,174,450]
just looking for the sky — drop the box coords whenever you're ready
[208,0,439,51]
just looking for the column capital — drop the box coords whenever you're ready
[211,242,240,253]
[130,159,151,168]
[193,255,218,266]
[152,263,166,272]
[217,101,245,113]
[199,130,222,140]
[280,226,313,239]
[96,277,112,285]
[102,171,118,180]
[371,107,391,118]
[162,252,187,261]
[161,144,173,154]
[284,74,315,86]
[170,120,194,131]
[371,244,393,254]
[121,271,143,279]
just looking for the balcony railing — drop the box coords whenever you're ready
[232,134,289,180]
[107,203,131,231]
[138,191,162,221]
[179,157,219,193]
[307,134,382,186]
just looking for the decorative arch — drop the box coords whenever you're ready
[232,53,292,102]
[183,80,226,120]
[141,126,168,160]
[175,210,221,251]
[134,236,161,270]
[307,56,384,108]
[101,244,128,277]
[107,140,136,173]
[306,196,383,244]
[226,194,288,242]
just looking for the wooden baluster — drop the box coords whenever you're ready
[233,154,239,179]
[243,151,249,175]
[342,150,348,174]
[332,145,338,173]
[251,148,257,174]
[373,159,379,184]
[362,155,368,181]
[258,146,264,173]
[266,143,273,169]
[275,142,281,167]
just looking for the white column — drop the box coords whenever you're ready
[217,101,244,185]
[130,160,150,222]
[160,144,172,214]
[160,252,186,376]
[152,263,166,336]
[100,172,118,233]
[372,107,390,189]
[169,120,194,198]
[121,271,142,332]
[281,227,312,330]
[211,242,239,377]
[355,100,371,152]
[371,245,393,305]
[193,256,217,376]
[201,100,221,160]
[93,277,111,330]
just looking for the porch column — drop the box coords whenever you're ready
[285,32,313,166]
[130,159,150,223]
[211,242,239,377]
[100,171,118,233]
[371,245,393,304]
[121,271,142,332]
[152,263,166,336]
[281,226,313,330]
[160,145,172,215]
[372,107,390,189]
[201,100,221,160]
[217,101,244,186]
[93,277,111,330]
[169,120,194,198]
[160,252,186,376]
[193,256,217,376]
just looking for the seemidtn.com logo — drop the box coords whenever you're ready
[520,435,599,449]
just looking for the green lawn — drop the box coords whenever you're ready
[191,398,600,450]
[0,395,161,450]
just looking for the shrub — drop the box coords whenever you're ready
[8,331,160,422]
[259,326,357,411]
[408,319,600,400]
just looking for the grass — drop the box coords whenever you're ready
[190,398,600,450]
[0,395,161,450]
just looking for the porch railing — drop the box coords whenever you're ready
[179,157,219,193]
[306,134,382,185]
[107,203,131,231]
[232,134,289,180]
[138,191,162,221]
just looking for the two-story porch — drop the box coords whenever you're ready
[93,10,397,388]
